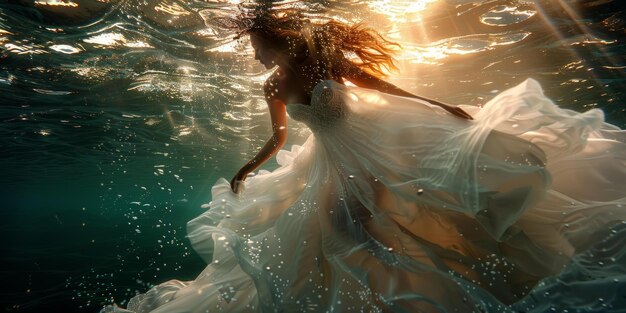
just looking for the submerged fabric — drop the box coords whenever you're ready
[108,79,626,312]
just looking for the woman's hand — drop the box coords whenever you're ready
[436,103,474,120]
[230,170,247,194]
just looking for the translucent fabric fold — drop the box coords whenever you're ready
[106,79,626,313]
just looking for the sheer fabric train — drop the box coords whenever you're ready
[109,79,626,313]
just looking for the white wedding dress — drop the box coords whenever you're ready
[108,79,626,313]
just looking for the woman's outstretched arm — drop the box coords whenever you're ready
[340,58,473,120]
[230,93,288,193]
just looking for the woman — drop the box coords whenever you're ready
[109,8,626,313]
[228,11,473,194]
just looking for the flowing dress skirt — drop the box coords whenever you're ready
[111,79,626,313]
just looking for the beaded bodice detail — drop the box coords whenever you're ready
[286,80,349,132]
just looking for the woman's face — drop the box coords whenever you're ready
[250,33,280,69]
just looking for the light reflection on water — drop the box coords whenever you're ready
[367,0,437,22]
[0,0,624,312]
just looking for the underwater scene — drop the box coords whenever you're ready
[1,0,625,312]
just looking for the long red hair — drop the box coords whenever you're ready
[218,7,400,78]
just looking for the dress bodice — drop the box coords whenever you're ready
[286,80,350,132]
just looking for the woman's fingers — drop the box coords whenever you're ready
[230,178,244,194]
[436,102,473,120]
[457,107,473,120]
[230,177,239,193]
[449,107,473,120]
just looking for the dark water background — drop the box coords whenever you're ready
[0,0,624,312]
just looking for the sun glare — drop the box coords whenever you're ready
[368,0,438,23]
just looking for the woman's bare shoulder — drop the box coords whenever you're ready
[263,70,286,101]
[263,69,309,105]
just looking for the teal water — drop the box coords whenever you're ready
[0,0,624,312]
